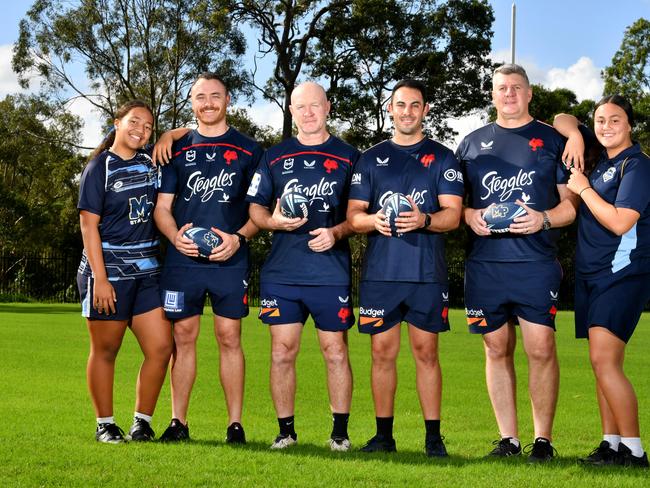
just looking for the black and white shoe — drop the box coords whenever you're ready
[95,423,126,444]
[360,435,396,453]
[270,433,297,449]
[616,443,649,468]
[487,437,521,457]
[329,436,351,452]
[159,418,190,443]
[425,436,448,457]
[578,440,617,466]
[126,417,155,442]
[225,422,246,444]
[524,437,556,463]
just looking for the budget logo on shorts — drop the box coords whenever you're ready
[259,298,280,317]
[359,307,384,328]
[465,308,487,327]
[164,290,184,313]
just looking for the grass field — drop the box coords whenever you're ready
[1,303,649,487]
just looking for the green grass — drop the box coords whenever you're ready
[1,303,649,487]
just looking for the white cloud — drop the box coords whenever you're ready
[0,44,36,97]
[545,56,603,102]
[490,50,603,102]
[237,101,284,131]
[66,97,105,151]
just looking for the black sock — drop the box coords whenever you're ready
[425,419,441,439]
[331,412,350,438]
[376,416,394,439]
[278,416,296,437]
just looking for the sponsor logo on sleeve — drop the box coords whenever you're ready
[444,169,463,183]
[247,172,262,196]
[351,173,362,185]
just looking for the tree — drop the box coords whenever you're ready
[0,95,84,253]
[603,18,650,151]
[221,0,352,139]
[13,0,250,138]
[310,0,495,148]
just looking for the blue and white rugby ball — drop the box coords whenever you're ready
[483,202,527,233]
[183,227,222,258]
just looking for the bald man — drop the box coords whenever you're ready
[246,82,360,451]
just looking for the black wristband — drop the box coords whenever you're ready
[234,232,247,245]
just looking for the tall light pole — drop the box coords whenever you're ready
[510,2,516,63]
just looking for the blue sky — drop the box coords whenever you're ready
[1,0,648,146]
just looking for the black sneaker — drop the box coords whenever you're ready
[360,434,396,453]
[616,443,649,468]
[126,417,155,442]
[95,423,125,444]
[225,422,246,444]
[578,441,617,466]
[488,437,521,457]
[425,436,448,457]
[159,418,190,443]
[524,437,556,463]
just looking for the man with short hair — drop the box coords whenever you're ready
[246,81,359,451]
[347,79,464,457]
[456,63,579,462]
[154,73,263,443]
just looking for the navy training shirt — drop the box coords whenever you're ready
[349,138,464,283]
[246,135,360,286]
[576,143,650,279]
[159,128,263,269]
[77,149,160,280]
[457,120,569,262]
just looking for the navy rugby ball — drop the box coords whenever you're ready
[483,202,527,233]
[280,190,309,219]
[381,193,413,237]
[183,227,222,258]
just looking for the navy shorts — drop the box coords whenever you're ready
[464,260,562,334]
[78,273,162,321]
[358,281,450,335]
[258,283,354,331]
[575,272,650,343]
[160,267,249,320]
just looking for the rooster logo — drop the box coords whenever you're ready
[529,138,544,152]
[338,307,351,324]
[223,150,238,165]
[324,159,339,174]
[420,154,435,167]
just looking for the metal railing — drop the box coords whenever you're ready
[1,251,587,310]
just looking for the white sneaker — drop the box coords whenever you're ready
[270,434,297,449]
[329,437,351,452]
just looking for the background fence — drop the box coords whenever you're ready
[1,251,589,310]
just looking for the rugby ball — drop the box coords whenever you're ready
[482,202,527,233]
[280,189,309,219]
[381,193,413,236]
[182,227,222,258]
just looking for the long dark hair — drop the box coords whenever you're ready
[88,100,153,161]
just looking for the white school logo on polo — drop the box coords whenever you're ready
[603,167,616,183]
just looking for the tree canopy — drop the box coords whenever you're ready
[603,17,650,151]
[13,0,251,138]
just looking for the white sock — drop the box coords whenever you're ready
[621,437,644,457]
[506,437,520,448]
[603,434,620,450]
[97,416,114,425]
[134,412,152,423]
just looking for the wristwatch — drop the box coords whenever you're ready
[234,232,247,245]
[542,211,551,231]
[423,213,431,230]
